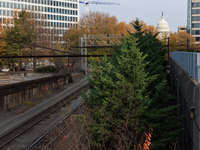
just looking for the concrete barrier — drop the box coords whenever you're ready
[0,72,84,111]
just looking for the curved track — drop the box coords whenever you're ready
[0,82,89,149]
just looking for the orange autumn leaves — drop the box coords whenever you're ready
[0,27,7,64]
[65,13,160,46]
[65,11,131,47]
[135,127,153,150]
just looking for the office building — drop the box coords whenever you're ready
[178,26,187,33]
[187,0,200,44]
[0,0,79,43]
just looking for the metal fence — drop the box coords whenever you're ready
[170,52,200,82]
[170,57,200,150]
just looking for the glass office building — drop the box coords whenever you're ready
[188,0,200,44]
[0,0,79,43]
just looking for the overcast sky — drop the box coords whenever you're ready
[79,0,187,33]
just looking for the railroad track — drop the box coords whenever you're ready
[26,98,86,150]
[0,81,89,149]
[26,90,90,150]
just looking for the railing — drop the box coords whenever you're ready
[170,51,200,82]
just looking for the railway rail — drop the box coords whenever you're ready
[0,81,89,149]
[26,95,87,150]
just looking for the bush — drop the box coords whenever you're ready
[36,66,57,73]
[68,75,73,83]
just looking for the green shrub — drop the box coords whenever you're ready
[68,75,73,83]
[36,66,57,73]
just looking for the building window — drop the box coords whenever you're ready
[192,23,200,28]
[192,30,200,35]
[3,2,5,8]
[7,2,9,8]
[192,16,200,21]
[192,9,200,14]
[195,37,200,42]
[192,2,200,7]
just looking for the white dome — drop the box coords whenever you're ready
[156,12,170,39]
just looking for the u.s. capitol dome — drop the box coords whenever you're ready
[156,12,170,39]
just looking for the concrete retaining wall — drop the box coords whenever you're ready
[170,57,200,150]
[0,72,84,111]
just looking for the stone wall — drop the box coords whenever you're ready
[170,57,200,150]
[0,72,84,111]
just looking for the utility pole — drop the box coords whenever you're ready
[168,36,170,69]
[67,38,70,71]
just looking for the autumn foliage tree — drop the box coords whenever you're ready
[0,26,8,65]
[65,11,131,46]
[0,10,61,70]
[168,32,195,52]
[64,11,131,61]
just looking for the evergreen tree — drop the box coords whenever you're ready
[83,35,154,149]
[129,19,182,149]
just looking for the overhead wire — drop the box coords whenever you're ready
[0,36,78,55]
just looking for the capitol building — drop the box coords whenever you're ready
[156,12,170,39]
